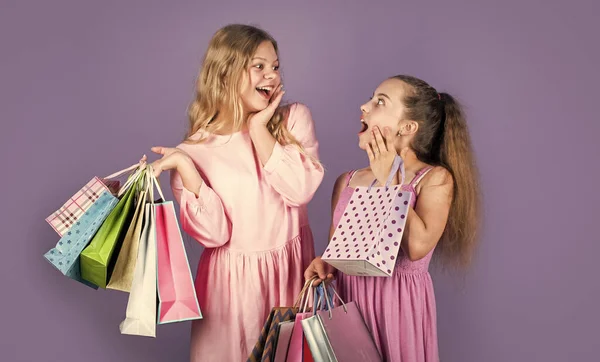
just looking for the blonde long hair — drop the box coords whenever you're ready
[184,24,313,163]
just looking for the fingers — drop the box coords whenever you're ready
[373,127,387,152]
[268,85,285,110]
[148,161,162,178]
[139,154,147,164]
[366,142,375,161]
[151,146,176,156]
[369,133,380,155]
[151,146,164,155]
[304,258,335,286]
[314,260,330,280]
[383,127,392,148]
[304,272,323,287]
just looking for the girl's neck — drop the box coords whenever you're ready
[211,108,249,135]
[396,148,429,175]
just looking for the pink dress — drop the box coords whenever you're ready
[335,167,439,362]
[170,103,324,362]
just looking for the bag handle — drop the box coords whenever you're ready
[103,159,145,180]
[367,154,406,191]
[117,164,148,197]
[315,284,348,320]
[146,165,166,202]
[106,159,147,197]
[294,277,319,309]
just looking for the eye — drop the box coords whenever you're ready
[376,98,385,106]
[254,64,264,70]
[273,65,279,71]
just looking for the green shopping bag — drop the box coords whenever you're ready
[79,169,145,288]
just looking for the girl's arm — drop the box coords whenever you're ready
[401,167,454,260]
[250,103,324,207]
[169,155,231,248]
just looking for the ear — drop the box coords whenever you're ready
[398,120,419,136]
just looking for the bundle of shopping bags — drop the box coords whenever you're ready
[248,278,382,362]
[43,160,202,337]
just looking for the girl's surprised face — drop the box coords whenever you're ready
[358,78,407,150]
[240,41,281,115]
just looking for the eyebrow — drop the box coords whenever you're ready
[252,57,279,62]
[373,93,392,102]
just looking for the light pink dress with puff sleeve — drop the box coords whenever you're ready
[170,103,324,362]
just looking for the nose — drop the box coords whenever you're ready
[264,69,277,80]
[360,101,370,114]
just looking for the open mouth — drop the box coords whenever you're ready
[256,86,273,99]
[359,120,369,134]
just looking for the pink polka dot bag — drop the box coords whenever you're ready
[322,155,412,277]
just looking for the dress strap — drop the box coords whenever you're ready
[409,166,435,188]
[346,170,358,187]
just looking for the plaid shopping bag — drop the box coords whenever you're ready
[45,162,140,237]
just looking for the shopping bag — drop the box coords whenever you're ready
[45,163,139,237]
[43,162,144,287]
[247,278,316,362]
[273,320,294,362]
[288,282,334,362]
[43,190,118,289]
[301,285,381,362]
[286,289,318,362]
[80,167,145,288]
[119,172,158,336]
[152,171,202,324]
[322,155,412,277]
[287,312,313,362]
[107,169,149,292]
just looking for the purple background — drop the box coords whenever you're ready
[1,0,598,361]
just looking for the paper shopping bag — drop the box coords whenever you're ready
[80,169,144,288]
[247,278,316,362]
[287,312,315,362]
[43,190,118,289]
[322,155,412,277]
[301,285,381,362]
[119,202,158,337]
[45,163,141,237]
[150,172,202,324]
[249,307,297,362]
[273,320,294,362]
[107,171,149,292]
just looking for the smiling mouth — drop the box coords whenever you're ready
[256,86,273,99]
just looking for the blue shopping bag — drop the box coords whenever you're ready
[43,191,119,288]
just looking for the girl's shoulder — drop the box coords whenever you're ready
[281,102,313,128]
[414,165,453,191]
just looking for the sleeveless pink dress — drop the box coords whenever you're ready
[334,167,439,362]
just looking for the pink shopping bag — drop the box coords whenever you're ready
[301,284,382,362]
[151,172,203,324]
[287,313,314,362]
[273,320,294,362]
[322,155,412,276]
[287,280,320,362]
